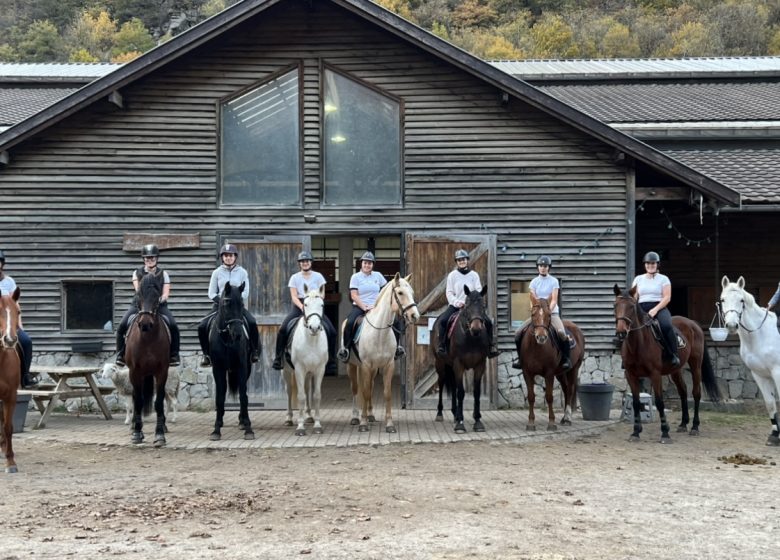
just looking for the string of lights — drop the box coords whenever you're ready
[659,208,712,247]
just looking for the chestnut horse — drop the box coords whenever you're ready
[431,285,490,433]
[0,288,22,473]
[515,295,584,431]
[613,284,720,443]
[125,274,170,446]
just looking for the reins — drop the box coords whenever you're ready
[363,280,418,331]
[723,298,771,333]
[614,296,654,334]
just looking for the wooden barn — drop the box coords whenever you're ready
[0,0,743,410]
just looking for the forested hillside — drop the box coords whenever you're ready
[1,0,779,63]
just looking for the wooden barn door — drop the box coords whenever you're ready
[404,233,497,410]
[231,235,308,408]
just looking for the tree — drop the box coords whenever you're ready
[16,19,62,62]
[374,0,416,21]
[526,14,579,58]
[707,0,769,55]
[112,17,155,58]
[452,0,498,28]
[63,10,118,62]
[660,21,717,57]
[0,43,18,61]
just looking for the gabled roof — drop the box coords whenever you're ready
[0,0,740,206]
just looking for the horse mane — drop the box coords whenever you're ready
[374,276,396,307]
[138,274,161,305]
[725,282,758,308]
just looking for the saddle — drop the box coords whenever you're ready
[282,317,304,368]
[128,312,173,344]
[343,316,365,362]
[649,320,687,350]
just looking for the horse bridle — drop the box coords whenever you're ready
[722,299,770,333]
[530,304,552,336]
[363,282,418,331]
[614,295,654,334]
[302,294,323,330]
[217,297,248,341]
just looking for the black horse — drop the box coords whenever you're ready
[431,285,490,433]
[208,282,256,440]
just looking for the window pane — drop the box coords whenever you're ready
[221,70,300,205]
[323,70,401,205]
[64,281,113,330]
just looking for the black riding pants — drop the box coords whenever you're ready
[639,302,677,357]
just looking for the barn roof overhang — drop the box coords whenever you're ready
[0,0,740,207]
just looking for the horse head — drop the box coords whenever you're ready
[529,294,552,345]
[613,283,641,342]
[0,287,20,348]
[720,275,752,334]
[219,281,246,345]
[390,273,420,325]
[461,285,488,337]
[137,275,162,332]
[302,283,325,335]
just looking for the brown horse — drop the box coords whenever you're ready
[125,274,170,446]
[613,284,721,443]
[515,295,584,431]
[0,288,22,473]
[431,285,490,433]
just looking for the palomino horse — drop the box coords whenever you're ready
[0,288,22,473]
[515,295,584,431]
[283,284,328,436]
[344,273,419,433]
[125,274,170,446]
[720,275,780,446]
[431,285,490,433]
[613,284,721,443]
[208,282,254,440]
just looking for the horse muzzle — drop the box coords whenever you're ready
[724,321,739,334]
[2,335,17,348]
[615,331,627,342]
[534,333,548,345]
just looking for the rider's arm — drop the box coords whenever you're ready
[350,288,369,311]
[648,284,672,318]
[768,283,780,310]
[290,287,303,311]
[132,271,140,293]
[161,283,171,303]
[549,287,559,311]
[208,269,220,301]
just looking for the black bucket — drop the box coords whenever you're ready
[13,393,32,433]
[579,383,615,421]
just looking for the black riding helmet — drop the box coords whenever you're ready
[360,251,376,263]
[220,243,239,257]
[536,255,552,267]
[643,251,661,264]
[297,251,314,262]
[141,244,159,258]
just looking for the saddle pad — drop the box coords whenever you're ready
[446,311,461,341]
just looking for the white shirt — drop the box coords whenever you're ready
[0,274,17,296]
[349,271,387,307]
[631,273,671,304]
[530,274,560,314]
[446,269,481,307]
[288,271,327,298]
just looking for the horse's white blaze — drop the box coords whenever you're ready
[720,275,780,424]
[3,307,10,344]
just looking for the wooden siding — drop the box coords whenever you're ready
[0,0,627,355]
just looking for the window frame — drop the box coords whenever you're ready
[61,279,115,333]
[217,63,304,208]
[320,62,405,208]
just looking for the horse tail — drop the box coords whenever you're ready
[227,366,240,398]
[142,375,155,416]
[443,363,456,397]
[700,343,721,403]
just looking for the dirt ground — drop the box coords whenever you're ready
[1,410,778,560]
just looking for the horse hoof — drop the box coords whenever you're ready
[209,432,221,441]
[473,421,485,432]
[561,419,572,426]
[5,466,18,474]
[164,424,169,434]
[368,415,377,423]
[676,426,688,433]
[435,415,443,422]
[313,427,324,435]
[244,431,255,440]
[386,425,397,434]
[454,422,466,434]
[305,417,314,425]
[660,437,673,444]
[689,428,700,437]
[766,435,780,446]
[350,418,360,426]
[295,428,306,436]
[547,424,558,432]
[154,437,166,448]
[131,432,144,444]
[238,422,247,430]
[358,424,369,433]
[629,434,640,442]
[284,420,294,427]
[526,424,536,432]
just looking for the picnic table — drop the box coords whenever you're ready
[18,365,114,429]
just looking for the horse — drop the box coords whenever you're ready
[344,273,419,433]
[283,284,328,436]
[720,275,780,446]
[613,284,721,443]
[0,288,22,473]
[515,295,584,431]
[125,274,170,446]
[208,281,255,440]
[431,285,490,434]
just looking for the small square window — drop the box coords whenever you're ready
[63,281,114,331]
[510,280,531,331]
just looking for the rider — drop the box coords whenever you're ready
[511,255,571,371]
[631,251,680,367]
[271,251,337,374]
[198,244,260,367]
[435,249,500,359]
[336,251,405,363]
[115,244,181,367]
[768,283,780,328]
[0,250,37,388]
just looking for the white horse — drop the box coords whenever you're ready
[283,284,329,436]
[344,273,419,433]
[720,275,780,446]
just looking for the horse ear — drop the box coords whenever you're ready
[303,282,309,293]
[629,285,638,298]
[12,286,20,301]
[613,284,620,296]
[530,293,538,305]
[737,276,745,289]
[239,281,245,293]
[463,285,471,295]
[721,275,730,290]
[481,285,487,297]
[319,284,325,297]
[404,274,412,282]
[393,272,400,282]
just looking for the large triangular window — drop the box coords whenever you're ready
[220,67,301,206]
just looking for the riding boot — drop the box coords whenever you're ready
[169,324,181,366]
[325,359,338,375]
[21,373,38,388]
[115,336,126,367]
[560,340,572,370]
[436,341,447,357]
[272,328,288,370]
[488,341,501,358]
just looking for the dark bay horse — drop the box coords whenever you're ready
[613,284,721,443]
[0,288,22,473]
[208,282,254,440]
[125,274,170,446]
[515,295,584,431]
[431,285,490,433]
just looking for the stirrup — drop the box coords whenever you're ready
[669,355,681,367]
[169,355,181,367]
[511,359,522,371]
[394,346,406,359]
[337,348,350,363]
[115,354,126,367]
[200,355,211,367]
[21,374,39,388]
[561,359,572,370]
[250,350,260,364]
[436,345,447,357]
[488,346,501,358]
[271,356,283,370]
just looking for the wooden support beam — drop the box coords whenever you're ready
[123,233,200,252]
[636,186,688,201]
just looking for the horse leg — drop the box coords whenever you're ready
[366,369,377,423]
[239,364,254,440]
[283,367,295,427]
[210,368,226,441]
[348,364,360,426]
[524,372,536,431]
[131,389,144,444]
[358,365,371,432]
[651,375,672,444]
[1,400,17,473]
[294,367,307,436]
[560,371,574,426]
[670,371,691,434]
[383,364,396,433]
[435,367,445,422]
[753,373,780,446]
[545,375,557,432]
[626,373,643,441]
[153,377,167,447]
[472,366,485,432]
[305,374,314,425]
[453,367,466,434]
[312,368,324,435]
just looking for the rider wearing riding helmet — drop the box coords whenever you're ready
[631,251,680,367]
[271,251,337,374]
[336,251,406,363]
[436,249,500,358]
[511,255,571,371]
[198,244,260,367]
[115,244,181,367]
[0,249,37,388]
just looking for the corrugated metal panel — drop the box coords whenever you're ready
[0,1,628,355]
[0,63,122,82]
